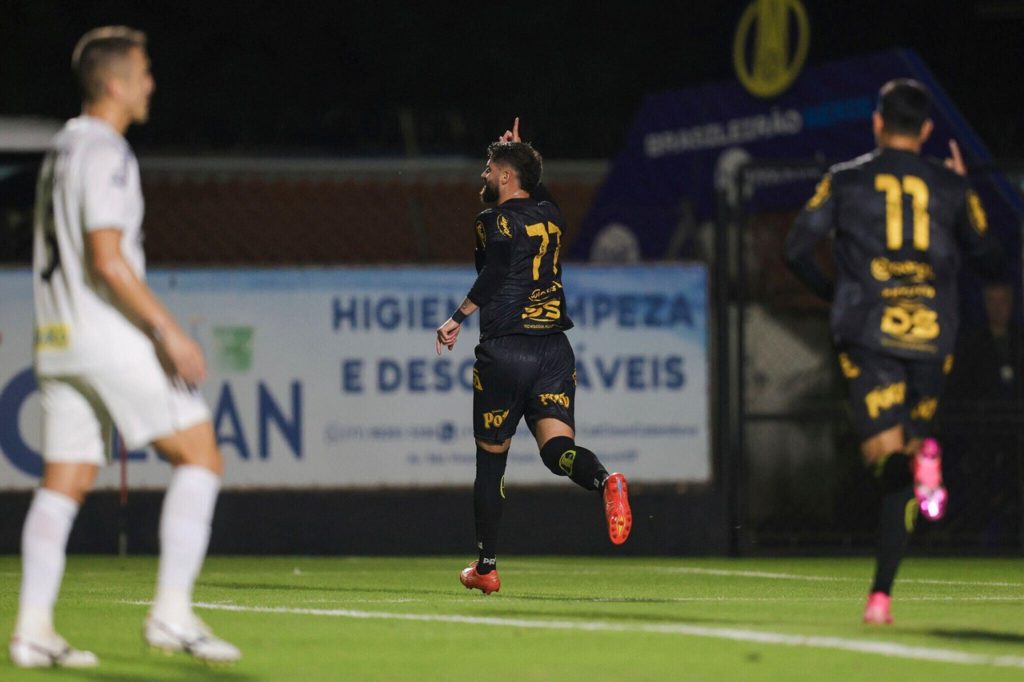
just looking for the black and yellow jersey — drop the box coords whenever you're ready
[785,147,1003,360]
[469,196,574,341]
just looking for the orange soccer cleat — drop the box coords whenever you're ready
[603,472,632,545]
[459,561,501,595]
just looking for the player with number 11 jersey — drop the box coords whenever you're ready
[787,143,998,360]
[784,79,1004,626]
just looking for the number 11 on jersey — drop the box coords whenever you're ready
[875,173,929,251]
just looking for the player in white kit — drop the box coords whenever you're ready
[9,27,240,667]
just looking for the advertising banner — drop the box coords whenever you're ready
[574,48,1022,287]
[0,265,709,490]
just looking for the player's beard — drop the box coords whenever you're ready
[480,181,499,204]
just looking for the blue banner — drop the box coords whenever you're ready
[0,265,710,489]
[573,49,1022,295]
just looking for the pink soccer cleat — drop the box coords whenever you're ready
[913,438,947,521]
[862,591,893,625]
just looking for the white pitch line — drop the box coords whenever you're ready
[124,591,1024,610]
[903,578,1024,588]
[655,567,847,581]
[311,596,1024,604]
[188,602,1024,669]
[655,567,1024,588]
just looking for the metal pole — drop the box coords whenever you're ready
[118,434,128,557]
[713,186,738,556]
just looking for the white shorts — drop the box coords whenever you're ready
[39,356,211,465]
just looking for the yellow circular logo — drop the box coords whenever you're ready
[733,0,810,98]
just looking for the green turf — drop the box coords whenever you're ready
[2,555,1024,680]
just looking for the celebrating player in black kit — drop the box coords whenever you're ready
[436,119,631,594]
[785,80,1005,624]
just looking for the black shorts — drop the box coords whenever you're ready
[473,333,576,443]
[837,344,952,442]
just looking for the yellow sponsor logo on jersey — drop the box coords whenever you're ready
[943,354,954,375]
[482,409,510,430]
[528,282,562,303]
[911,398,938,421]
[966,190,988,234]
[475,220,486,247]
[733,0,809,98]
[34,324,69,350]
[881,303,939,343]
[837,352,860,379]
[865,382,905,419]
[870,258,934,283]
[881,285,936,299]
[538,392,570,408]
[558,448,577,476]
[497,214,512,238]
[522,299,561,321]
[805,174,832,210]
[473,368,483,391]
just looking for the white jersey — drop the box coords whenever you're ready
[33,115,152,375]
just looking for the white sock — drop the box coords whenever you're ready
[153,465,220,624]
[15,488,79,637]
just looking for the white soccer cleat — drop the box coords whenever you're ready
[9,631,99,668]
[144,614,241,664]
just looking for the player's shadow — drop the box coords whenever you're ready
[64,660,258,682]
[925,628,1024,645]
[200,580,456,598]
[486,598,773,626]
[486,606,770,627]
[198,581,768,625]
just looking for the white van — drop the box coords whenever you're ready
[0,117,61,263]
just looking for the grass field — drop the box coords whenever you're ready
[2,555,1024,680]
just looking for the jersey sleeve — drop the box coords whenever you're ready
[783,173,837,301]
[467,210,513,307]
[472,210,510,271]
[81,141,134,233]
[478,210,514,246]
[954,185,1007,280]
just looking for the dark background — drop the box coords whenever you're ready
[0,1,1021,556]
[1,0,1022,159]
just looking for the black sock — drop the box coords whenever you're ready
[474,445,507,574]
[871,483,915,595]
[539,436,608,491]
[569,445,608,491]
[874,452,913,493]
